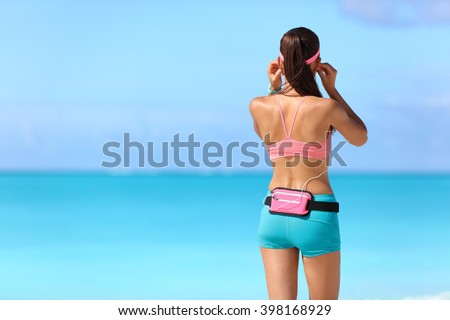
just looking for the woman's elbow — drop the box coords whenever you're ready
[353,131,368,147]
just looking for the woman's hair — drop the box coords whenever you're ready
[280,27,335,134]
[279,27,322,97]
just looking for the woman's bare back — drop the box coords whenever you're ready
[251,94,334,194]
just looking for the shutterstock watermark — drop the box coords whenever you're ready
[101,133,348,168]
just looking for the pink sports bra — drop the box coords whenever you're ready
[265,94,331,161]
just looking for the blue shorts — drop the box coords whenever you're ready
[257,191,341,257]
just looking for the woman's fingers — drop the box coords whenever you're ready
[274,69,282,78]
[317,62,337,93]
[318,62,337,76]
[267,60,282,89]
[267,61,279,75]
[317,69,326,79]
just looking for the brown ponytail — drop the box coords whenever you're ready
[279,27,322,97]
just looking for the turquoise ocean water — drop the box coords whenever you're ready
[0,172,449,300]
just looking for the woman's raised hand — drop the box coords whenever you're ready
[267,60,282,91]
[317,62,337,93]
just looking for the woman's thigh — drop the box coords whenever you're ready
[259,247,300,300]
[302,250,340,300]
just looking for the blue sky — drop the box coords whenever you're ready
[1,0,449,172]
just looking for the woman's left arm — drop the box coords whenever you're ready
[249,98,263,139]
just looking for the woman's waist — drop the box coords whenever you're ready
[269,174,332,194]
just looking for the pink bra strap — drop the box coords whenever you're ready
[288,96,308,138]
[275,94,289,138]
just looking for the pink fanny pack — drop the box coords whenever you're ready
[264,187,339,216]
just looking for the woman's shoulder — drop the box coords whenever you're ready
[249,95,275,117]
[249,95,274,106]
[307,96,339,112]
[305,95,333,104]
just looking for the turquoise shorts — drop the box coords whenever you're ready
[257,190,341,257]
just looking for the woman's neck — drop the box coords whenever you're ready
[281,81,301,97]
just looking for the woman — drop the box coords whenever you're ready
[249,27,367,300]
